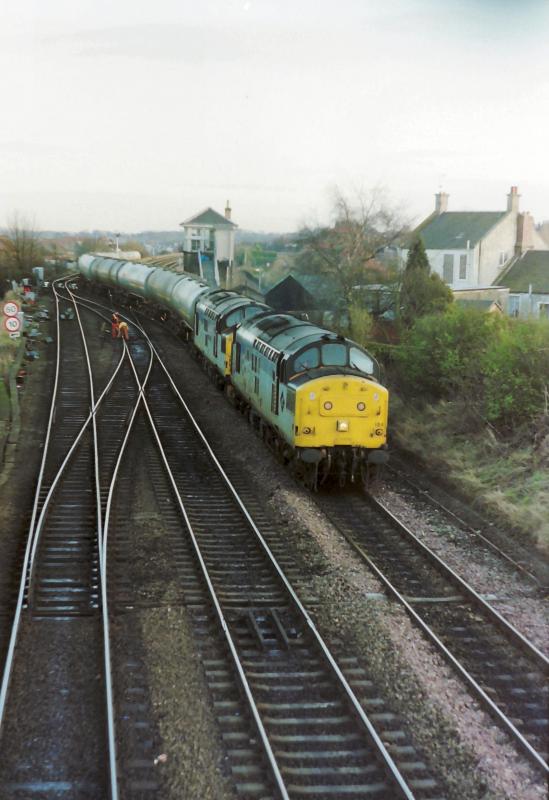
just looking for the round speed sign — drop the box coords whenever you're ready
[4,316,21,333]
[3,301,20,317]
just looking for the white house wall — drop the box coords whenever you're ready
[425,247,479,289]
[511,292,549,318]
[478,213,517,285]
[214,229,235,263]
[401,246,479,289]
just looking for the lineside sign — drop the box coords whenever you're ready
[4,316,21,333]
[3,301,20,317]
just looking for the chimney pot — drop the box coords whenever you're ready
[435,191,449,215]
[507,185,520,213]
[225,200,232,221]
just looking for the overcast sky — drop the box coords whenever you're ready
[1,0,548,233]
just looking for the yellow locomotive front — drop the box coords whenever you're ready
[292,374,389,487]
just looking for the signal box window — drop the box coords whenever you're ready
[459,255,467,280]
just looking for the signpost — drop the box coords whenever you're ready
[3,301,20,317]
[4,315,21,333]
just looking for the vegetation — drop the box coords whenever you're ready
[390,306,549,551]
[398,238,453,327]
[296,187,408,307]
[0,214,45,291]
[394,307,549,431]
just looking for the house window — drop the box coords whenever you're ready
[509,295,520,317]
[442,254,454,284]
[499,251,508,266]
[459,255,467,280]
[191,239,200,251]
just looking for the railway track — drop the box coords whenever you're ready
[41,282,547,796]
[127,307,548,782]
[0,281,140,798]
[318,490,549,775]
[53,288,448,798]
[385,456,549,590]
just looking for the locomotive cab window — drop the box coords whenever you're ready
[294,347,320,371]
[321,343,347,366]
[349,347,374,375]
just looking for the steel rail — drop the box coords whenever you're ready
[0,284,125,770]
[0,279,63,729]
[385,462,541,585]
[371,496,549,671]
[76,288,549,778]
[98,343,151,800]
[123,343,292,800]
[135,320,417,800]
[66,286,123,800]
[325,500,549,775]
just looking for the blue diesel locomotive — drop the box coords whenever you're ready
[77,255,389,489]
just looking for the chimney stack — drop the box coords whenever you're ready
[225,200,232,221]
[507,185,520,214]
[516,212,534,254]
[435,191,449,215]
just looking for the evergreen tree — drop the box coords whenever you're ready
[405,237,430,272]
[399,238,453,327]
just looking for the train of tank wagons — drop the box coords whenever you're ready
[77,254,389,489]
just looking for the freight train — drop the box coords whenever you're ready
[77,254,389,489]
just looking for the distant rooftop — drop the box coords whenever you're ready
[503,250,549,293]
[180,207,237,228]
[418,211,507,250]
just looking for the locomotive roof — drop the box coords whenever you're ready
[239,312,346,355]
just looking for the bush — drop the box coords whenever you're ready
[394,305,496,398]
[393,306,549,434]
[482,319,549,429]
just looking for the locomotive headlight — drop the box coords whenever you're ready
[303,426,312,434]
[356,402,366,411]
[323,401,333,410]
[337,420,349,432]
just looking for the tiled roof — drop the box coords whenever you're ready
[503,250,549,293]
[180,207,237,228]
[419,212,507,250]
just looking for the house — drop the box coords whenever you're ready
[403,187,547,293]
[499,250,549,318]
[180,203,237,286]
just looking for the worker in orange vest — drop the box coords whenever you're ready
[118,320,129,341]
[111,312,120,338]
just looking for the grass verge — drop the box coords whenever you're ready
[391,394,549,555]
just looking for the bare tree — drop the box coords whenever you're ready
[0,212,44,281]
[296,187,409,307]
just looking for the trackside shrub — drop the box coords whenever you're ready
[394,306,497,398]
[393,306,549,433]
[481,319,549,429]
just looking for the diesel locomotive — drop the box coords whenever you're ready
[77,254,389,489]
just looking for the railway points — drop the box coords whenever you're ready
[0,275,547,800]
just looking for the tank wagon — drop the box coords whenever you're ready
[77,254,389,489]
